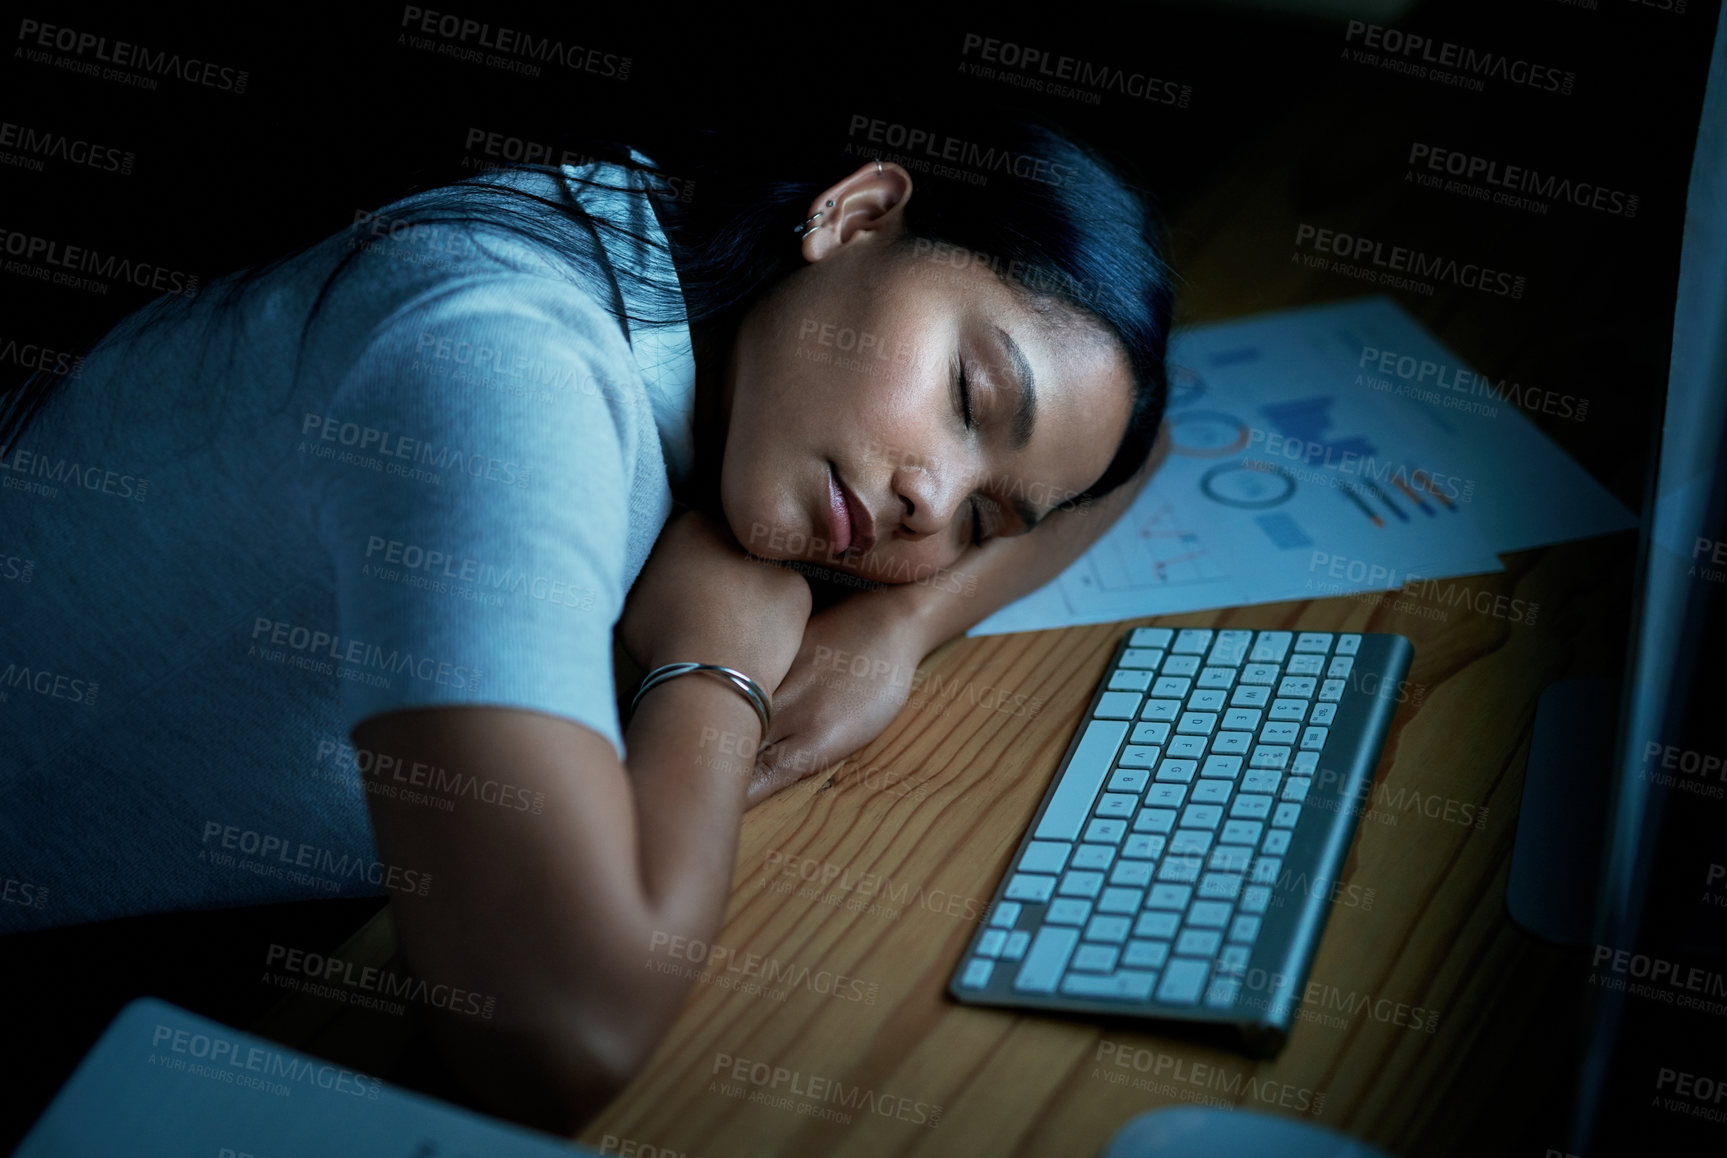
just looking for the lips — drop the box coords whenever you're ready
[825,462,876,559]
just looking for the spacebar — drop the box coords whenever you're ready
[1034,719,1129,841]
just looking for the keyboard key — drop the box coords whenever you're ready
[1155,759,1199,783]
[1110,860,1155,887]
[1218,944,1252,973]
[1300,727,1329,751]
[1072,844,1116,871]
[1250,857,1282,885]
[1272,802,1302,828]
[1097,887,1143,915]
[1281,778,1311,803]
[1047,898,1092,925]
[1157,958,1211,1004]
[1210,732,1252,755]
[1014,927,1079,992]
[1108,669,1153,692]
[978,930,1008,957]
[1230,794,1274,820]
[1172,629,1213,653]
[1005,874,1056,902]
[1292,751,1320,775]
[1020,841,1072,875]
[960,959,993,988]
[1260,722,1299,745]
[1095,691,1144,719]
[1230,685,1270,708]
[1285,654,1324,676]
[1205,631,1253,666]
[1146,884,1192,910]
[1222,708,1262,730]
[1137,802,1182,828]
[1131,722,1171,745]
[1119,648,1164,669]
[1309,703,1337,725]
[1002,930,1030,959]
[1085,915,1133,943]
[1141,699,1182,722]
[1277,676,1317,699]
[1319,679,1346,702]
[1186,900,1232,928]
[1177,712,1218,736]
[1201,754,1244,778]
[1058,870,1105,898]
[1294,632,1332,653]
[1261,829,1291,856]
[1169,829,1214,856]
[1239,663,1280,686]
[1084,818,1127,843]
[1239,885,1272,914]
[1151,677,1191,699]
[1176,929,1222,956]
[1267,698,1309,722]
[1189,690,1227,712]
[1165,736,1208,759]
[1161,655,1200,677]
[1145,784,1188,812]
[1135,911,1180,939]
[1189,780,1231,805]
[1060,970,1157,1000]
[1242,769,1282,795]
[1158,856,1203,883]
[1198,872,1244,900]
[1249,632,1292,663]
[989,901,1022,928]
[1221,820,1263,845]
[1073,944,1120,972]
[1109,768,1151,793]
[1327,656,1355,678]
[1229,915,1263,943]
[1122,835,1165,861]
[1123,939,1170,968]
[1249,745,1290,770]
[1096,793,1138,819]
[1335,633,1361,655]
[1117,746,1161,769]
[1197,667,1236,690]
[1180,803,1224,829]
[1130,627,1174,648]
[1207,846,1252,873]
[1035,719,1128,841]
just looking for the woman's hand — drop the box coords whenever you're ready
[618,508,813,697]
[746,590,932,807]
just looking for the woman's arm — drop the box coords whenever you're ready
[751,422,1168,803]
[354,511,810,1133]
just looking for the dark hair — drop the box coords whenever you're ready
[0,115,1174,506]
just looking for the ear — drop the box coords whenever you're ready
[800,161,914,261]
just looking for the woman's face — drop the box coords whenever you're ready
[719,162,1134,585]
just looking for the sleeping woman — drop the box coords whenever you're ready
[0,118,1174,1130]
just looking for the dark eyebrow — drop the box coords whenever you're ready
[997,325,1037,451]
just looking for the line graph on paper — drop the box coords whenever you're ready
[1058,499,1227,613]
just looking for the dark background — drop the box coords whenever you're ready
[3,1,1722,1154]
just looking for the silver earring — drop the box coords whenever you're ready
[875,158,883,175]
[795,210,823,236]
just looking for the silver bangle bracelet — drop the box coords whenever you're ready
[630,662,772,736]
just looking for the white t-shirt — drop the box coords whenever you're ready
[0,160,696,929]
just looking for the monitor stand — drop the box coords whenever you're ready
[1506,677,1618,944]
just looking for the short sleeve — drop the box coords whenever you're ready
[302,269,650,760]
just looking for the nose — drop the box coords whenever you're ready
[892,460,967,541]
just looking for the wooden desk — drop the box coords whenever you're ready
[251,528,1631,1157]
